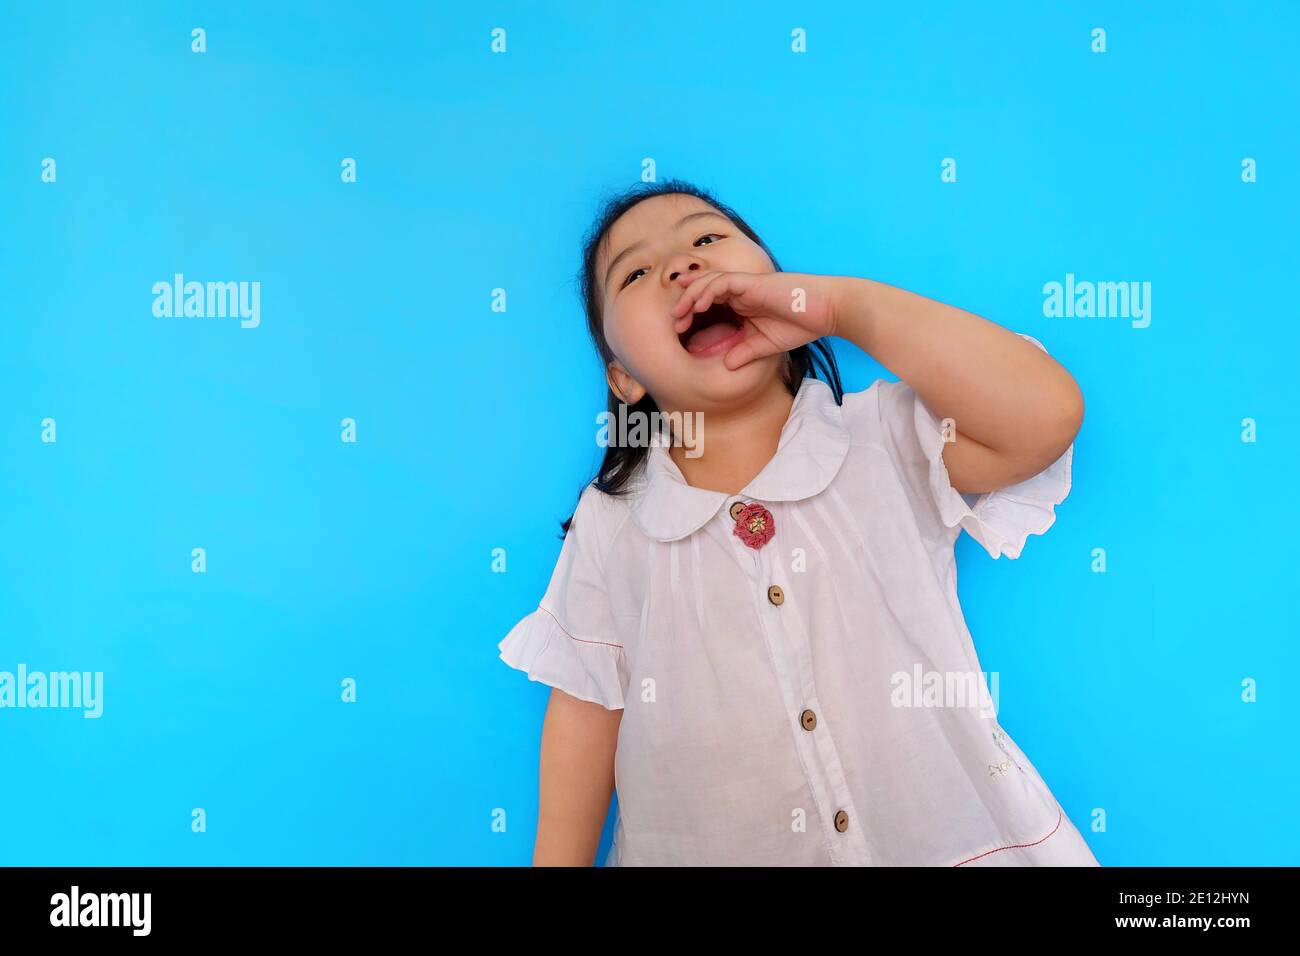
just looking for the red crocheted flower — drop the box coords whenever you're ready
[732,502,775,550]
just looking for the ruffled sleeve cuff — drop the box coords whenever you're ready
[914,332,1074,560]
[498,606,628,710]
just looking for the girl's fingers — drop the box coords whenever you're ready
[677,276,719,316]
[672,273,731,334]
[671,270,738,318]
[670,271,720,317]
[693,273,751,318]
[692,275,730,314]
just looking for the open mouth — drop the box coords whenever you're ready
[678,302,745,356]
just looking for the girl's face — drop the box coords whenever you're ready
[597,193,784,413]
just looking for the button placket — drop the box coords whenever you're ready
[780,595,869,862]
[783,523,873,863]
[729,500,873,865]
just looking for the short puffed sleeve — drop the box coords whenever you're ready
[497,483,628,710]
[875,332,1074,560]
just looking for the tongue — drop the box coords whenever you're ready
[686,321,740,354]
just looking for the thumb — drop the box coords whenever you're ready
[722,327,780,371]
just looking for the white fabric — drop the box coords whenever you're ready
[499,332,1098,866]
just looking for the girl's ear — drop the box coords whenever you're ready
[606,360,646,406]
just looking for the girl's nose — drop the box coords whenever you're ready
[668,261,702,282]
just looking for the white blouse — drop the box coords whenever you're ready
[499,332,1100,867]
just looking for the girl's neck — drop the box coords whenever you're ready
[666,377,796,497]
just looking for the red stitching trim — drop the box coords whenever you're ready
[951,807,1063,866]
[537,605,624,649]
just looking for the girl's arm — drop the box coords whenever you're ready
[832,278,1085,495]
[532,687,622,866]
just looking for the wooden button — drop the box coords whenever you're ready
[729,500,747,520]
[800,709,817,731]
[767,585,784,606]
[834,810,849,832]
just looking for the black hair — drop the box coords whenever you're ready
[560,178,844,537]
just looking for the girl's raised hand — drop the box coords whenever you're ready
[670,270,844,370]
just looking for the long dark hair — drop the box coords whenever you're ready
[560,179,844,537]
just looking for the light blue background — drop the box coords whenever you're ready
[1,1,1295,866]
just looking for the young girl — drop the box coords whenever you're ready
[498,180,1100,867]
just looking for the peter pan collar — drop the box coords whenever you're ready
[628,376,850,542]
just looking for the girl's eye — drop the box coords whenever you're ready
[621,234,726,289]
